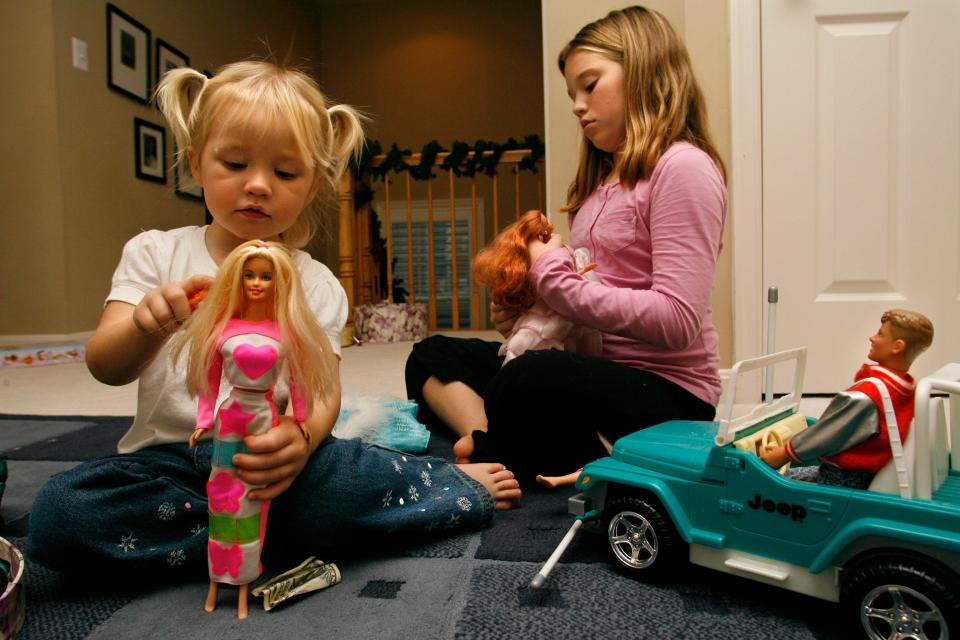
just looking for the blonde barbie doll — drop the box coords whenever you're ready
[172,240,335,618]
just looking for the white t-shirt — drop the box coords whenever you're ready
[107,226,347,453]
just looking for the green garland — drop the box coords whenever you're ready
[351,135,546,302]
[355,135,545,183]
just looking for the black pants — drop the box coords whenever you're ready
[405,335,715,483]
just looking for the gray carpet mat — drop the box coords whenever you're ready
[0,415,846,639]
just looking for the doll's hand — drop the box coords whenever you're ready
[132,274,213,339]
[490,301,521,338]
[528,233,564,264]
[234,416,311,501]
[760,444,790,469]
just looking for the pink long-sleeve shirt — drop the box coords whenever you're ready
[528,142,727,406]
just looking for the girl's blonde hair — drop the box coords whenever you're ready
[558,5,726,214]
[156,60,365,248]
[170,240,337,416]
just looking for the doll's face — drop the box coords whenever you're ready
[868,321,904,364]
[242,256,276,307]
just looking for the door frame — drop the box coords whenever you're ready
[729,0,764,401]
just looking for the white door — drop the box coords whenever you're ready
[761,0,960,393]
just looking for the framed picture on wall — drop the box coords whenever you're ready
[155,38,189,87]
[134,118,166,184]
[106,4,151,103]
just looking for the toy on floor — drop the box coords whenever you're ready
[535,345,960,639]
[472,209,602,365]
[172,240,336,618]
[761,309,934,489]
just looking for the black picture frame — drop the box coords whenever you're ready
[134,118,166,184]
[106,4,151,103]
[155,38,189,88]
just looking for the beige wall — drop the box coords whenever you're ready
[542,0,733,366]
[318,0,543,149]
[1,1,67,337]
[1,0,325,339]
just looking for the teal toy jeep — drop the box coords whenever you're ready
[569,349,960,640]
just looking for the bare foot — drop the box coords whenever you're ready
[453,433,474,464]
[535,469,582,489]
[459,462,521,510]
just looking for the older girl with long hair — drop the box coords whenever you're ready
[407,6,727,484]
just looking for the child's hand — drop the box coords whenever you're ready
[132,274,213,338]
[234,416,312,501]
[490,301,521,338]
[528,232,564,264]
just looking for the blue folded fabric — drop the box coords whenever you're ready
[333,396,431,453]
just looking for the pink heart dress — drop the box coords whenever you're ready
[195,319,306,585]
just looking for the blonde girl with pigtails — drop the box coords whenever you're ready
[28,60,519,611]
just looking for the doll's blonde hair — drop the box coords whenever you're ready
[881,309,934,364]
[156,60,365,248]
[558,6,726,214]
[171,240,337,415]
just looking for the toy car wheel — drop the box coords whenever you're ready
[603,496,681,578]
[841,554,960,640]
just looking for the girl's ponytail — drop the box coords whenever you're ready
[155,68,208,175]
[326,104,366,184]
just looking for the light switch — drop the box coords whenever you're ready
[72,37,88,71]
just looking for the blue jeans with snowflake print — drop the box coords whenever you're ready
[27,437,493,575]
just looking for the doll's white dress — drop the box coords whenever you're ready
[196,318,306,586]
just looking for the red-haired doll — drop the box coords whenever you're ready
[473,210,601,363]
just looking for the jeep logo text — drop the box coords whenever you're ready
[748,493,806,523]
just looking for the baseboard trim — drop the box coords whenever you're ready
[0,332,93,348]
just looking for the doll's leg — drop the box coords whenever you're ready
[204,581,218,612]
[28,444,210,576]
[237,583,249,619]
[535,469,583,489]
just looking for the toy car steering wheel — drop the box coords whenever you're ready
[760,429,789,473]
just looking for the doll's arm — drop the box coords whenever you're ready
[781,391,879,464]
[288,379,307,423]
[196,351,224,432]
